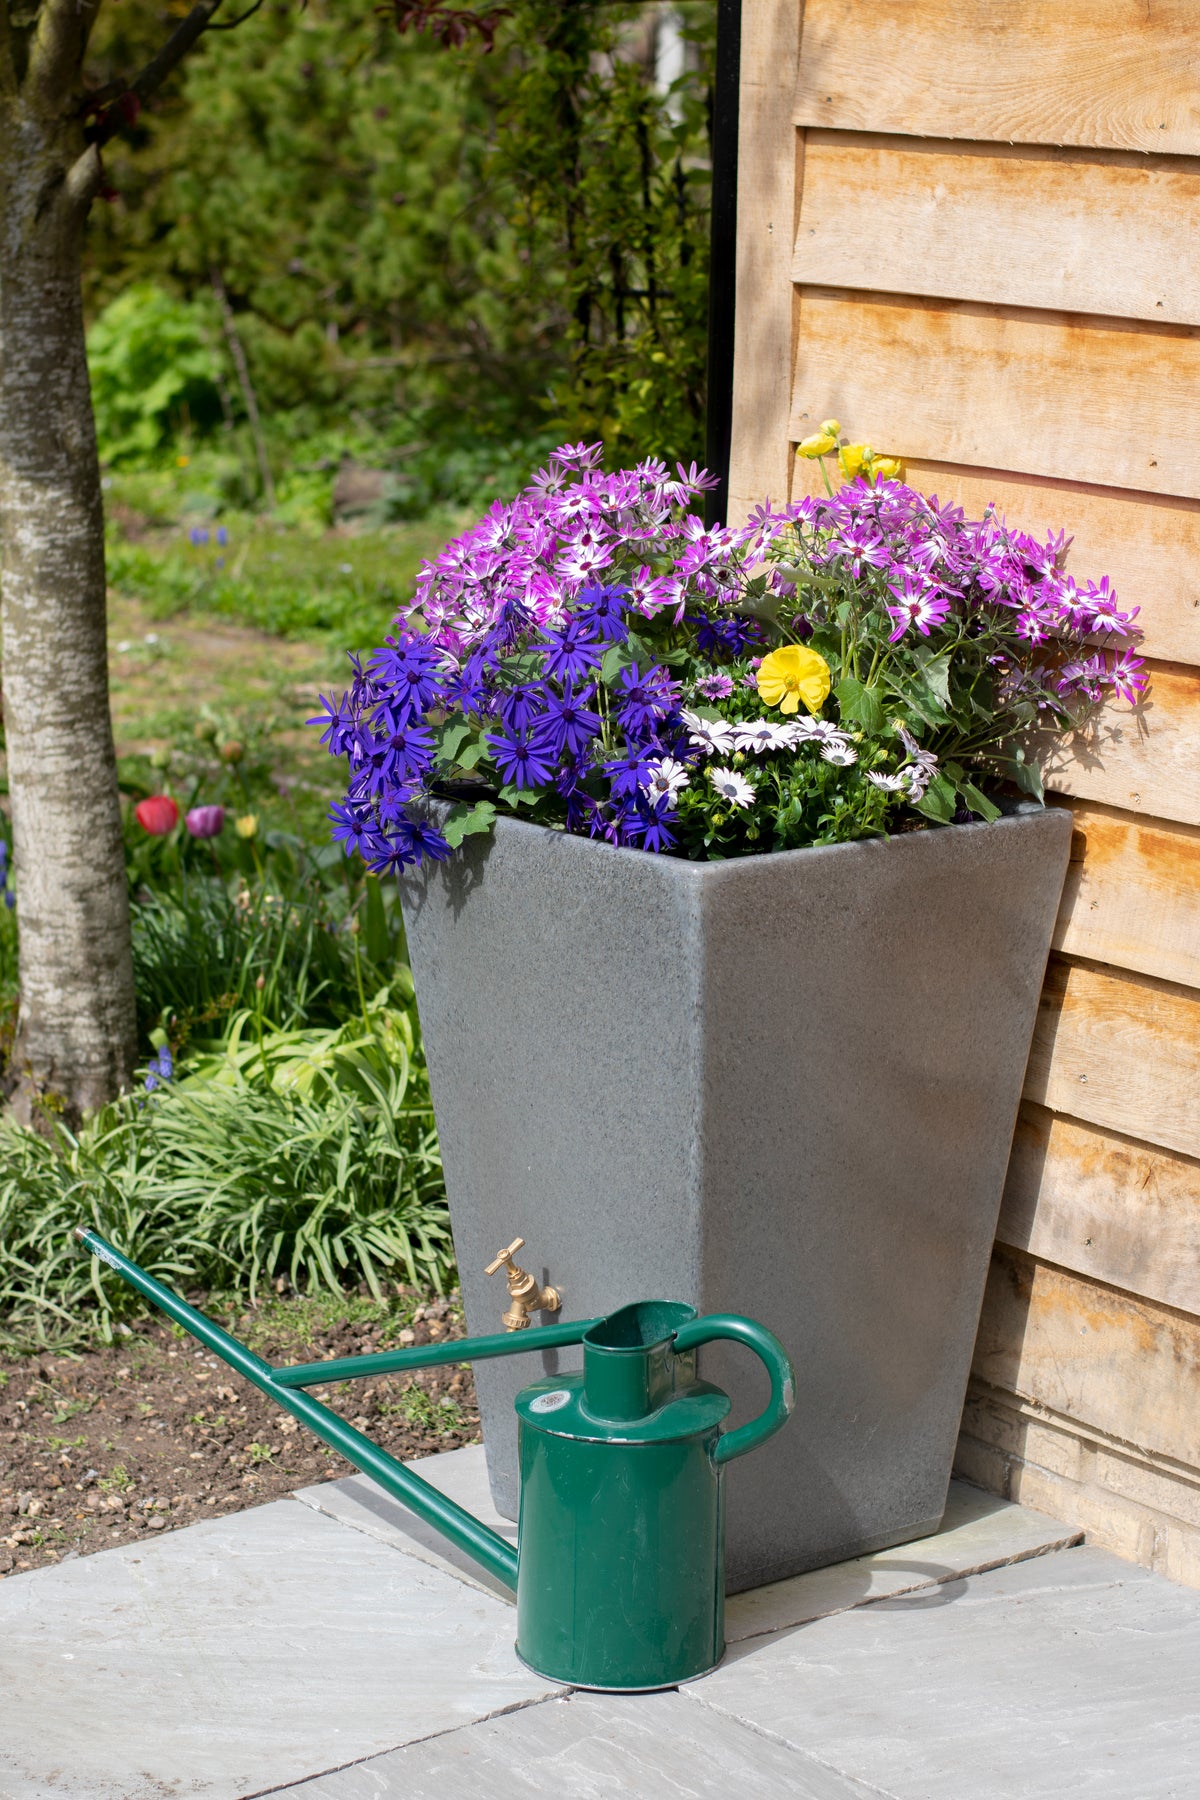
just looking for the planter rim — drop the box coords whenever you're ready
[475,800,1063,884]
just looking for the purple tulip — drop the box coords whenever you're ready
[185,804,225,839]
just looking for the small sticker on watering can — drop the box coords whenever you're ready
[529,1389,571,1414]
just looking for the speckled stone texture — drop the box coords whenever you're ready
[400,806,1071,1592]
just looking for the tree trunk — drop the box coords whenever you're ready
[0,96,136,1121]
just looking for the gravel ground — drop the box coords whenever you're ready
[0,1290,479,1578]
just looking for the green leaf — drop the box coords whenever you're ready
[891,670,951,730]
[456,738,488,770]
[440,800,497,849]
[360,875,391,965]
[835,676,885,735]
[435,721,471,765]
[916,651,953,708]
[600,642,631,684]
[912,774,957,824]
[960,780,1001,823]
[1009,752,1045,802]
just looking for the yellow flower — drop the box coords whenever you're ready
[870,455,903,481]
[235,813,259,839]
[796,432,836,459]
[756,645,832,716]
[838,443,871,480]
[819,418,841,437]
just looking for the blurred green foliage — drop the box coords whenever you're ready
[88,284,223,464]
[84,0,715,492]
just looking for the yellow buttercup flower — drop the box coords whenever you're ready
[796,432,836,459]
[838,443,871,480]
[756,645,832,716]
[870,455,903,481]
[235,813,259,839]
[819,418,841,437]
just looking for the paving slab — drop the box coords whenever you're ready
[727,1475,1082,1641]
[269,1690,880,1798]
[293,1444,518,1602]
[294,1447,1080,1637]
[686,1545,1200,1800]
[0,1498,557,1800]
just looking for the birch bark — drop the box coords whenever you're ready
[0,70,136,1119]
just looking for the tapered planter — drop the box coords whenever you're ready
[400,804,1071,1592]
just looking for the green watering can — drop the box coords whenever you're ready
[75,1227,794,1691]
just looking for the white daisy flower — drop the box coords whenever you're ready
[820,742,858,767]
[640,757,691,802]
[867,770,909,792]
[708,766,757,808]
[895,722,938,778]
[679,708,737,755]
[788,716,829,743]
[733,719,795,755]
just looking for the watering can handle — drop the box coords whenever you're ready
[672,1314,796,1466]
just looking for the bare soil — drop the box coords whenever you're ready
[0,1292,479,1579]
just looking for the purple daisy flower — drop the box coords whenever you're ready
[614,663,680,739]
[329,801,381,859]
[541,620,603,684]
[486,725,559,790]
[307,691,357,758]
[603,746,654,800]
[542,687,603,756]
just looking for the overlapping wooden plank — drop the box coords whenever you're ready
[1040,663,1200,828]
[957,1389,1200,1587]
[1024,959,1200,1161]
[792,460,1200,666]
[789,288,1200,502]
[1052,802,1200,989]
[727,2,803,519]
[793,0,1200,156]
[793,134,1200,328]
[974,1246,1200,1469]
[999,1103,1200,1317]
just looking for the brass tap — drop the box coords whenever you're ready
[485,1237,561,1331]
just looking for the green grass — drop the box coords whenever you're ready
[105,466,462,649]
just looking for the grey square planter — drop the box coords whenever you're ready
[400,804,1071,1592]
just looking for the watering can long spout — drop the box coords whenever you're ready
[74,1227,601,1594]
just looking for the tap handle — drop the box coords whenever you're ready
[485,1237,525,1277]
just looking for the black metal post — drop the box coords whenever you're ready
[704,0,742,525]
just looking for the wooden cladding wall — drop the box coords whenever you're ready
[730,0,1200,1583]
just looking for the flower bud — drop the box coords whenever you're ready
[796,433,837,459]
[234,813,259,839]
[819,419,841,437]
[149,746,171,771]
[219,741,245,764]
